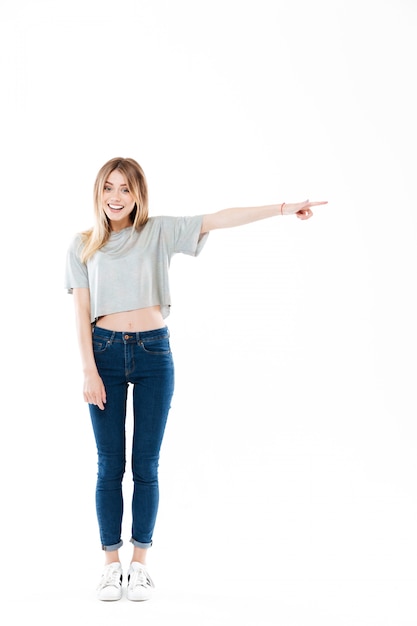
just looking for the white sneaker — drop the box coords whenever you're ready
[127,562,155,601]
[96,562,123,601]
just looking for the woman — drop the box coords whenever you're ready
[65,156,326,601]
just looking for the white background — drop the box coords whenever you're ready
[1,0,416,624]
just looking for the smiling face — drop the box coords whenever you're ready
[102,169,136,231]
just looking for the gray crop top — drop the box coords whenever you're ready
[65,215,209,322]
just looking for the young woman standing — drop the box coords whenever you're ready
[65,157,326,601]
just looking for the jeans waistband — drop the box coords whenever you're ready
[92,325,169,343]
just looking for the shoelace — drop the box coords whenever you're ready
[128,566,154,590]
[98,565,122,590]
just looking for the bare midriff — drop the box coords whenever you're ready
[95,306,166,332]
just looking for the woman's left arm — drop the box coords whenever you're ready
[200,200,328,233]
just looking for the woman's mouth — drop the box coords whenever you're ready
[108,204,124,211]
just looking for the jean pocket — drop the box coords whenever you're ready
[92,338,110,353]
[139,336,171,355]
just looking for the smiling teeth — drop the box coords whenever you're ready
[109,204,123,209]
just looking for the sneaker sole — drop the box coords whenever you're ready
[127,590,153,602]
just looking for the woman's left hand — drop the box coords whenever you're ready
[283,200,328,220]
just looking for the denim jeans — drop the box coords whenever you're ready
[89,325,175,551]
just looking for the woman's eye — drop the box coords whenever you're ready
[103,186,129,193]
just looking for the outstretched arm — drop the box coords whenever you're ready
[200,200,328,233]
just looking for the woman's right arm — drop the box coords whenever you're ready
[73,288,106,411]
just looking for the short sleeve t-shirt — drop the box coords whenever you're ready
[65,215,209,322]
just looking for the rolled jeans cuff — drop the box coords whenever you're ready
[102,540,123,551]
[130,537,153,549]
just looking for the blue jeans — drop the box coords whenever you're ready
[89,326,175,551]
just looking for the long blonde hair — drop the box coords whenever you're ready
[80,157,149,263]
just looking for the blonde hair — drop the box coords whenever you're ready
[80,157,149,263]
